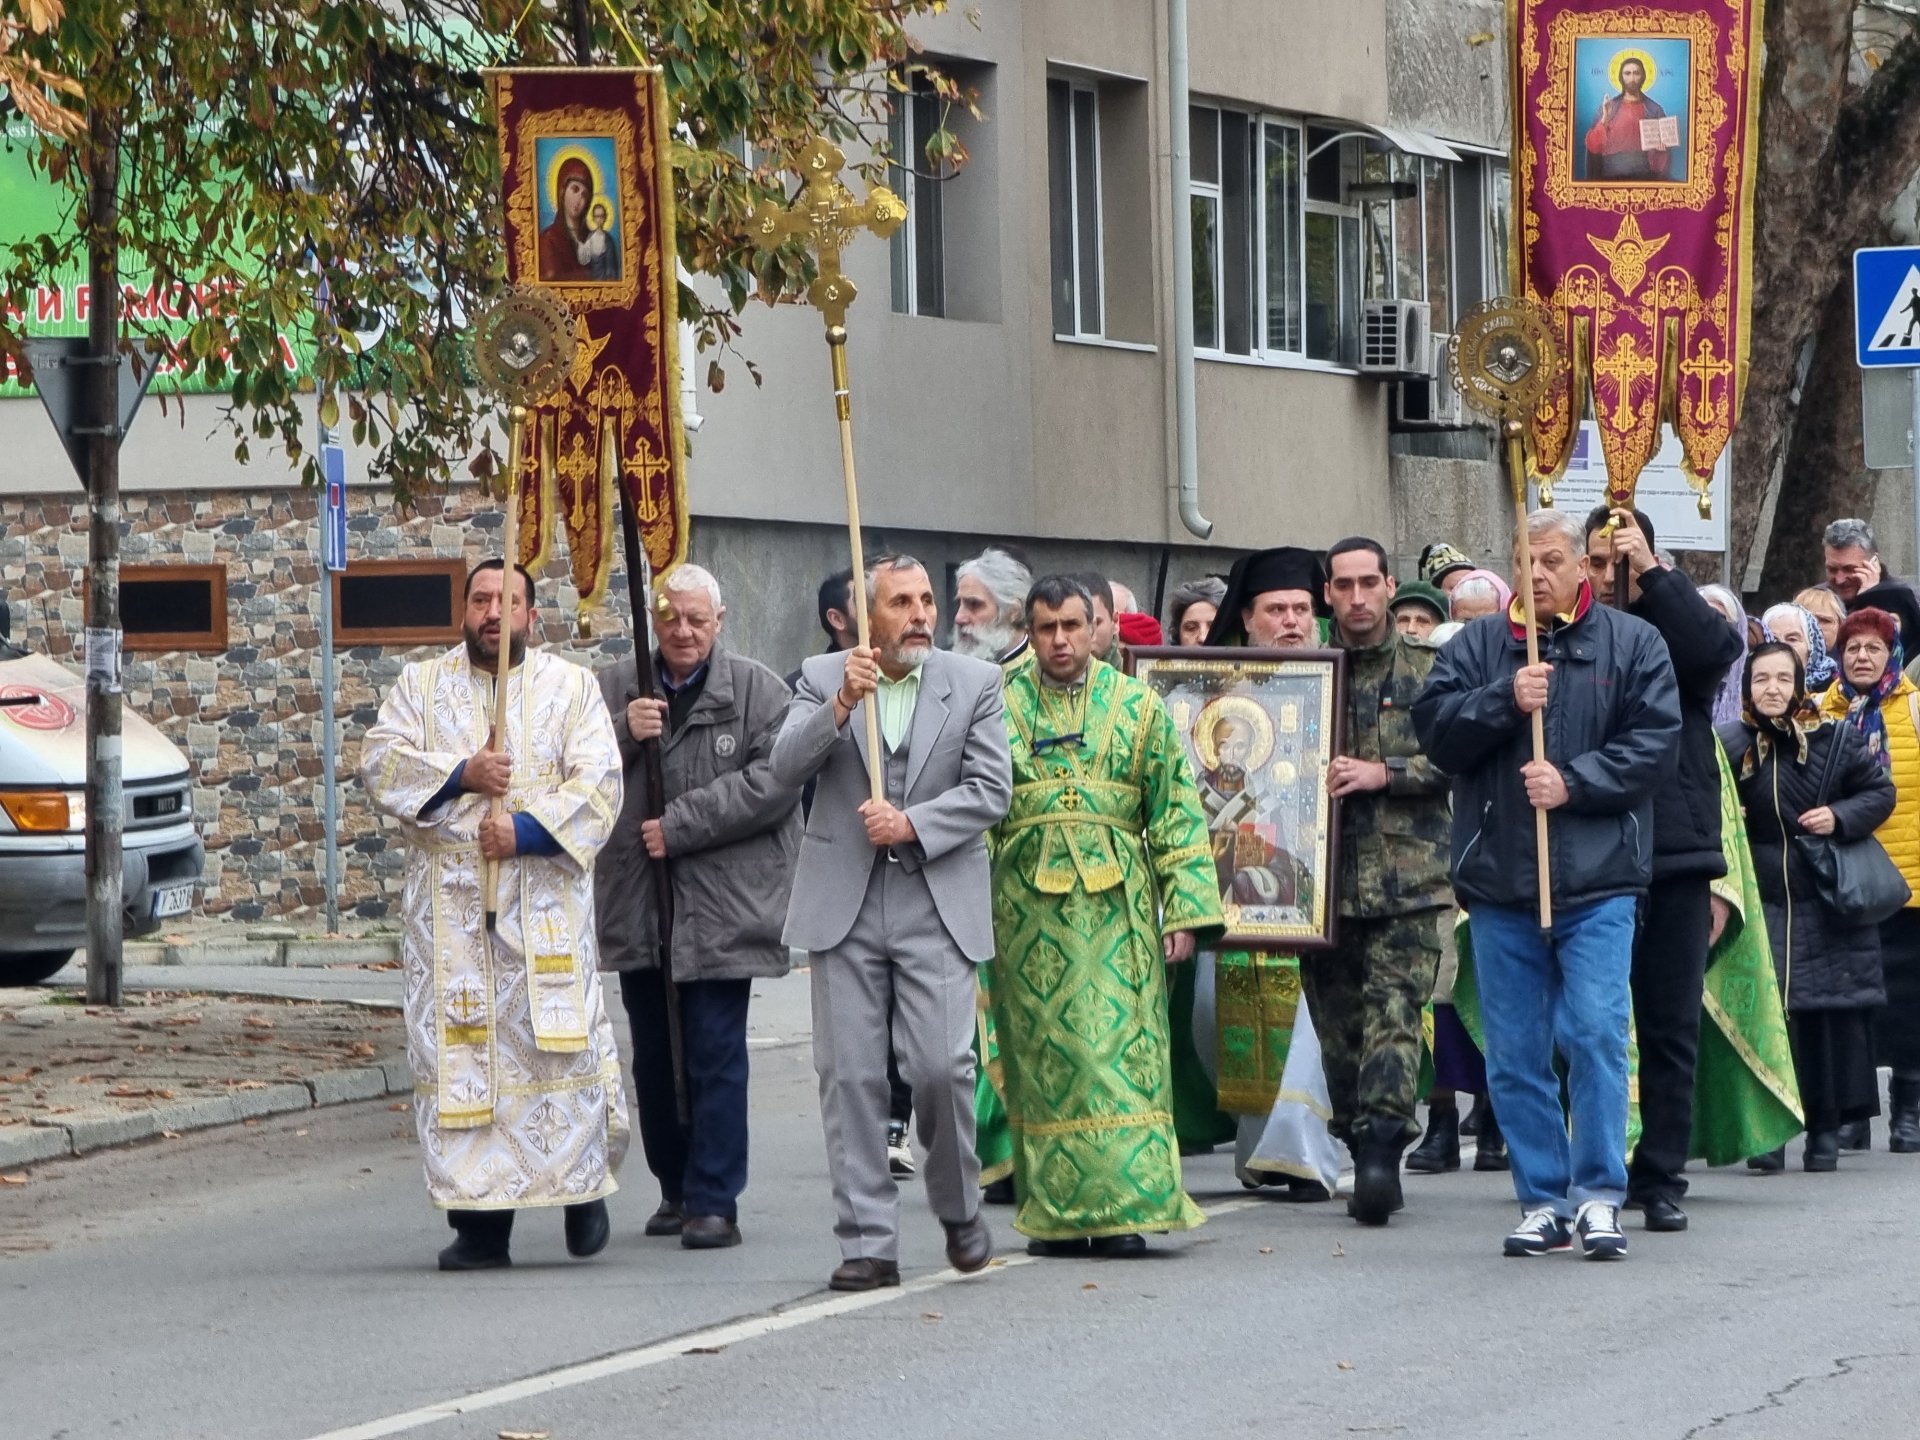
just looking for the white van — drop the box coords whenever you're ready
[0,616,204,985]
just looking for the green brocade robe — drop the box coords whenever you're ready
[989,659,1226,1239]
[1451,741,1801,1163]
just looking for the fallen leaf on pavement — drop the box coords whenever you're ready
[921,1312,942,1321]
[0,1173,26,1185]
[1337,1360,1355,1371]
[241,1016,276,1030]
[1081,1283,1098,1291]
[295,1129,309,1137]
[106,1086,174,1100]
[1332,1243,1346,1258]
[161,1130,181,1139]
[684,1345,725,1355]
[229,1081,268,1090]
[1,1069,38,1083]
[388,1102,408,1112]
[497,1431,550,1440]
[350,1042,378,1058]
[1258,1247,1273,1255]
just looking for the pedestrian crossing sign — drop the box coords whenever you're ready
[1855,246,1920,367]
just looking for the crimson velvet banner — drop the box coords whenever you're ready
[485,66,688,605]
[1511,0,1763,509]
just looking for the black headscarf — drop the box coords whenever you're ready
[1738,640,1818,777]
[1204,547,1328,646]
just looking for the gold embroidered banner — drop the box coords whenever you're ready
[485,66,688,606]
[1511,0,1763,509]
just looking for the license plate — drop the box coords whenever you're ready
[151,885,194,919]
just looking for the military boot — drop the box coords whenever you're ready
[1890,1077,1920,1154]
[1349,1116,1413,1226]
[1405,1101,1461,1174]
[1473,1103,1510,1171]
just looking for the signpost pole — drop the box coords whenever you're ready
[318,438,344,934]
[1911,367,1920,579]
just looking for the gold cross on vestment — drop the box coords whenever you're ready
[748,138,908,331]
[1592,333,1657,431]
[1679,336,1734,425]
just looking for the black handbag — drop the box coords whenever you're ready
[1793,721,1911,926]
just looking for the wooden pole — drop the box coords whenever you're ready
[484,405,525,932]
[1507,425,1553,930]
[828,329,884,803]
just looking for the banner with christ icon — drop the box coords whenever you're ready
[1511,0,1763,512]
[485,66,688,606]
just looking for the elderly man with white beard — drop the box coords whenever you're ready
[953,546,1032,666]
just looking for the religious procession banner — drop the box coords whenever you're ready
[485,66,689,606]
[1511,0,1764,509]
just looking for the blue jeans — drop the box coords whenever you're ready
[1468,897,1636,1215]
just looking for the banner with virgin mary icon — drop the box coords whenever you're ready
[486,66,689,605]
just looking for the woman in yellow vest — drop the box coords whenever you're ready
[1821,606,1920,1154]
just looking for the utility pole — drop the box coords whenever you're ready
[83,105,124,1006]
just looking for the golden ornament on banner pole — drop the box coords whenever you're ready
[1449,296,1566,930]
[468,284,577,931]
[748,138,908,804]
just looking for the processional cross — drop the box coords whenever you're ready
[749,139,907,802]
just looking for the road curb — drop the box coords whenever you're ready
[152,934,403,968]
[0,1055,412,1170]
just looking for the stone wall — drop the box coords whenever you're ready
[0,487,638,927]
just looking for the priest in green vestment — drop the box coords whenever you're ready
[988,575,1225,1258]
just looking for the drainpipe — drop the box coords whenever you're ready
[1166,0,1213,539]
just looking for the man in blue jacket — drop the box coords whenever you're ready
[1414,508,1681,1261]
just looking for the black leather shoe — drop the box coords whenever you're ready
[1460,1093,1488,1137]
[1804,1129,1840,1172]
[1284,1176,1332,1203]
[1642,1196,1688,1232]
[828,1257,900,1291]
[943,1213,993,1273]
[439,1209,512,1271]
[564,1198,610,1258]
[680,1214,742,1250]
[1838,1120,1871,1152]
[1090,1233,1147,1258]
[1747,1147,1785,1173]
[1405,1105,1461,1174]
[1890,1078,1920,1153]
[644,1200,685,1237]
[1026,1237,1090,1258]
[982,1177,1016,1205]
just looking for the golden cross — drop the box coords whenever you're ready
[555,430,597,526]
[1592,333,1657,432]
[748,138,908,331]
[1679,336,1734,425]
[623,434,673,524]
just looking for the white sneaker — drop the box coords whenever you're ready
[887,1123,915,1179]
[1575,1200,1627,1260]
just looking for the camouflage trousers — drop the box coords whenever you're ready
[1300,910,1443,1146]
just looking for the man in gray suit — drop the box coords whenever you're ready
[772,554,1013,1292]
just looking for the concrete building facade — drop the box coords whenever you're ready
[0,0,1517,927]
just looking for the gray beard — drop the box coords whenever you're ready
[952,617,1015,661]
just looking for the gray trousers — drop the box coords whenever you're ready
[810,857,981,1262]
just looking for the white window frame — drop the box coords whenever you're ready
[889,77,945,319]
[1050,77,1106,339]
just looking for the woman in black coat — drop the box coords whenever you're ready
[1722,643,1897,1172]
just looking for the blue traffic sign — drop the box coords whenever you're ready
[321,442,348,573]
[1855,246,1920,368]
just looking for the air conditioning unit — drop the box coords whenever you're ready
[1394,333,1467,429]
[1358,299,1432,377]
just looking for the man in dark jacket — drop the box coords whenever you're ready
[1414,508,1681,1261]
[598,564,802,1251]
[1584,507,1744,1233]
[1313,537,1454,1226]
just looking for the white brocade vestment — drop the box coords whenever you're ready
[360,645,630,1210]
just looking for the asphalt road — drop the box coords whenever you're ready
[5,969,1919,1440]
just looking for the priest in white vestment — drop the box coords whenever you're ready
[360,559,628,1270]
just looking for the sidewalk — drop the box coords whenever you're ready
[0,967,408,1174]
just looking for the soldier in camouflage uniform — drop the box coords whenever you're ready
[1313,536,1453,1226]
